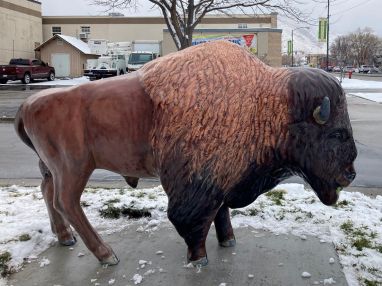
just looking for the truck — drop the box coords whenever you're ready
[84,54,127,80]
[84,41,133,80]
[127,51,158,72]
[126,40,161,72]
[131,40,161,55]
[0,58,55,84]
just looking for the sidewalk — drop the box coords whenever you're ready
[8,223,346,286]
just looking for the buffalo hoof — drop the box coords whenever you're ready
[100,252,120,266]
[59,236,77,246]
[219,238,236,248]
[189,256,208,267]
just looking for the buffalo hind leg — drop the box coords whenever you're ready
[53,167,119,265]
[39,160,75,246]
[214,204,236,247]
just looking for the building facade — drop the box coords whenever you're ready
[42,13,282,67]
[0,0,42,64]
[35,34,98,77]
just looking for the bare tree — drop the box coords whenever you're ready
[331,28,382,67]
[330,35,352,66]
[92,0,305,50]
[350,28,380,66]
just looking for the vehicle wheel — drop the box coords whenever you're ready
[22,73,31,84]
[0,79,7,84]
[47,72,55,81]
[120,69,124,75]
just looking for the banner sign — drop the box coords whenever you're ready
[192,34,257,54]
[287,40,292,55]
[318,18,328,42]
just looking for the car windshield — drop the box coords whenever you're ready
[9,59,30,65]
[128,54,152,65]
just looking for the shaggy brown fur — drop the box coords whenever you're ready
[141,41,291,191]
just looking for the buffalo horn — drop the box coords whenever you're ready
[313,96,330,125]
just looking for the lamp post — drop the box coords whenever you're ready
[291,27,310,67]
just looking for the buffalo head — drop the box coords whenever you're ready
[286,68,357,205]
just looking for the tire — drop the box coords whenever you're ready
[47,72,55,81]
[0,79,7,84]
[22,73,31,84]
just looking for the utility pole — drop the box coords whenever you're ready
[326,0,330,70]
[291,30,294,67]
[291,27,309,67]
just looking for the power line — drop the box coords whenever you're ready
[331,0,375,16]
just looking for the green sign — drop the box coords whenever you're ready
[318,18,328,42]
[287,40,292,55]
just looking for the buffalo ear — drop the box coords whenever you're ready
[313,96,330,125]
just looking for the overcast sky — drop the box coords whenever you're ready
[39,0,382,37]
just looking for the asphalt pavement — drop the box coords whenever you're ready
[8,224,347,286]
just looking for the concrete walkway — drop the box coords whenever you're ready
[9,223,346,286]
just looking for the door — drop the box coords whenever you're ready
[51,53,70,77]
[31,59,44,79]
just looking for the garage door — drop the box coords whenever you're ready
[51,53,70,77]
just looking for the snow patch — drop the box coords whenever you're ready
[323,277,336,285]
[132,273,143,285]
[340,78,382,89]
[349,93,382,103]
[39,257,50,268]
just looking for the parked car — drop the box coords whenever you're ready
[0,58,55,84]
[333,66,341,72]
[344,66,356,73]
[368,67,380,74]
[358,65,372,74]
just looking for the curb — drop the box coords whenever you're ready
[0,117,15,123]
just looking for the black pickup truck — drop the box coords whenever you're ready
[0,58,55,84]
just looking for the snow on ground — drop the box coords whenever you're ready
[0,184,381,285]
[349,93,382,103]
[339,78,382,90]
[1,76,90,86]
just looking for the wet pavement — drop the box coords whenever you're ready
[8,224,346,286]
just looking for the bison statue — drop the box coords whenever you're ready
[15,40,357,266]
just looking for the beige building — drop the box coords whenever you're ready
[42,13,282,66]
[0,0,42,64]
[35,34,98,77]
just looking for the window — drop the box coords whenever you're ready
[31,60,42,66]
[81,26,91,34]
[238,23,248,29]
[52,26,61,35]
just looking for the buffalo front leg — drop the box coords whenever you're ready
[167,187,223,267]
[39,160,75,246]
[214,204,236,247]
[53,168,119,265]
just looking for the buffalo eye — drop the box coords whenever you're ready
[328,129,349,142]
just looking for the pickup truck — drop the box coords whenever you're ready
[0,58,55,84]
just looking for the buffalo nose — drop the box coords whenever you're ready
[344,166,356,183]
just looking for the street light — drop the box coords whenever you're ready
[291,27,310,67]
